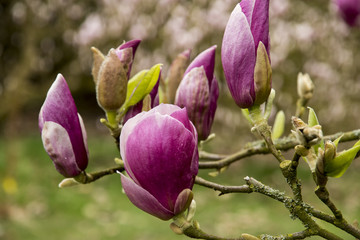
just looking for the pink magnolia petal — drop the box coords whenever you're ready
[121,174,174,220]
[240,0,255,26]
[250,0,270,55]
[184,45,217,86]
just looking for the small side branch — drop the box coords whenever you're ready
[309,208,360,239]
[195,176,252,195]
[315,186,343,219]
[199,129,360,169]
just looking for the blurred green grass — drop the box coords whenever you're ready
[1,133,359,240]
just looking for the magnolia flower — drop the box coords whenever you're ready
[175,46,219,140]
[120,104,198,220]
[39,74,89,177]
[222,0,272,108]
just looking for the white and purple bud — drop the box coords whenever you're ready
[175,46,219,141]
[222,0,271,108]
[120,104,198,220]
[39,74,89,178]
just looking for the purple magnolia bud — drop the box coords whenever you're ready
[175,46,219,141]
[120,104,198,220]
[222,0,272,108]
[39,74,89,178]
[334,0,360,27]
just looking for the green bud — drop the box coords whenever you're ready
[297,72,314,100]
[316,140,337,180]
[292,116,323,147]
[254,42,272,105]
[264,89,276,120]
[307,107,324,153]
[96,48,128,112]
[324,143,360,178]
[272,110,285,140]
[315,148,328,186]
[324,141,336,163]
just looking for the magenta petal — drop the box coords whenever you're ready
[121,174,174,220]
[222,5,256,108]
[124,113,197,211]
[118,39,141,58]
[240,0,255,26]
[250,0,270,55]
[39,74,88,171]
[123,101,143,124]
[184,45,216,85]
[200,76,219,140]
[170,107,197,138]
[150,69,161,107]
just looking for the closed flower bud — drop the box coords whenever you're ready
[222,0,271,108]
[297,72,314,100]
[291,116,323,147]
[316,141,336,178]
[93,40,141,112]
[175,46,219,141]
[120,104,198,220]
[96,48,128,112]
[334,0,360,27]
[324,140,360,178]
[39,74,89,178]
[165,49,191,104]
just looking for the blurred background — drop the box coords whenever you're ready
[1,0,360,239]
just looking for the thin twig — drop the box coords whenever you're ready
[195,176,252,195]
[199,129,360,169]
[315,186,343,219]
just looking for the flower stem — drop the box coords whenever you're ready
[59,163,125,187]
[248,105,285,163]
